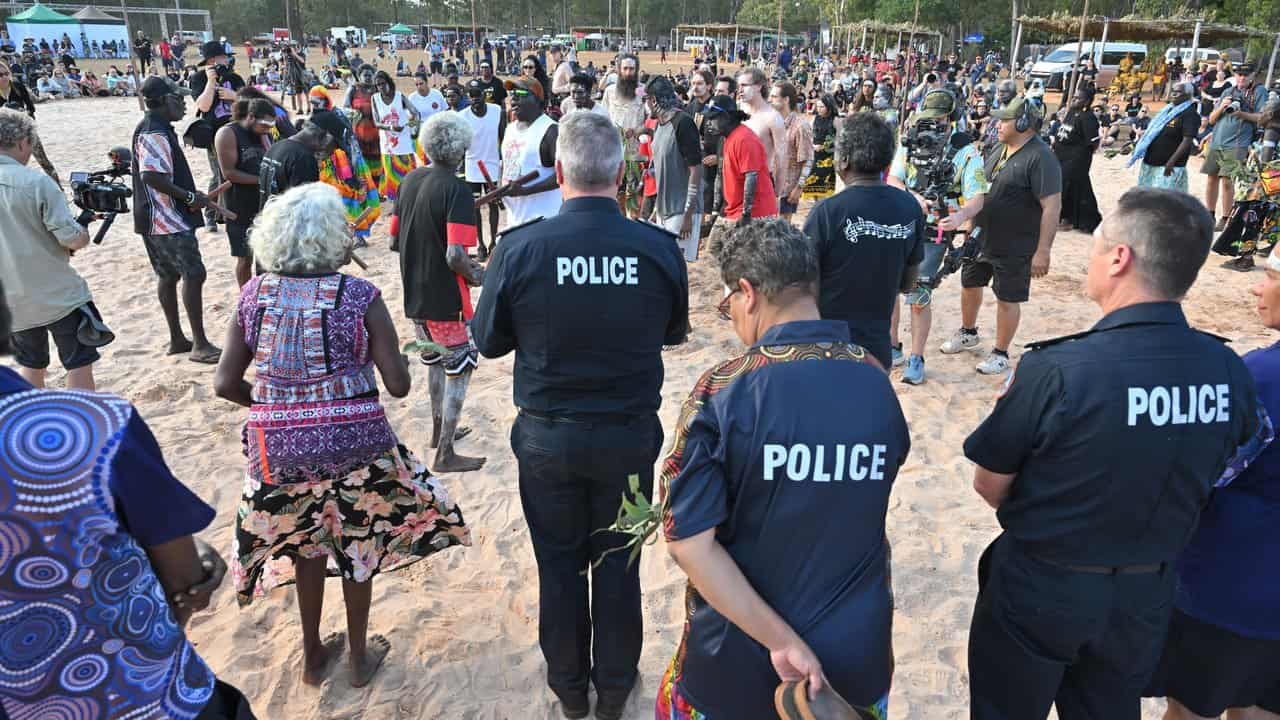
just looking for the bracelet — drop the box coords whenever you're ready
[185,191,195,206]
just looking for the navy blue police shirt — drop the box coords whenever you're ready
[471,196,690,417]
[802,184,925,369]
[661,320,909,717]
[964,302,1263,566]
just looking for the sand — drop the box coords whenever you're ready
[8,94,1266,719]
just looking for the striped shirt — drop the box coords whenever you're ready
[135,131,192,235]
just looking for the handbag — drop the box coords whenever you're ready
[183,116,215,149]
[1260,167,1280,197]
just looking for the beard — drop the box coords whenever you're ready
[617,75,638,99]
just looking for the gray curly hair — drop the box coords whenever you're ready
[250,183,353,274]
[418,111,474,168]
[0,107,35,149]
[711,218,818,300]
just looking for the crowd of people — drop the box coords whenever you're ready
[1,28,1278,720]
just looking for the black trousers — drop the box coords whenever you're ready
[512,411,663,698]
[968,534,1174,720]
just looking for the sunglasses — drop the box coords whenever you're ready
[511,88,534,98]
[522,64,537,70]
[716,286,741,321]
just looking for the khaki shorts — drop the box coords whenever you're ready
[1202,145,1249,176]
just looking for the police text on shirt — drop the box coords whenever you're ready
[763,443,889,482]
[555,256,639,286]
[1127,384,1230,427]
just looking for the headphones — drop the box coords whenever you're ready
[1015,95,1039,133]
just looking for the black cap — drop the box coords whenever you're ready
[306,110,349,144]
[1235,62,1257,75]
[703,94,739,115]
[197,40,227,66]
[140,75,191,100]
[466,78,484,96]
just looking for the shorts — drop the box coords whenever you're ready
[1202,145,1249,176]
[660,212,702,263]
[415,320,479,376]
[142,229,207,282]
[1145,609,1280,716]
[11,304,103,371]
[227,223,251,258]
[961,254,1032,303]
[779,197,799,215]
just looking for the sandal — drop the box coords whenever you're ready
[774,679,865,720]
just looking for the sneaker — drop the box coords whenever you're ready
[902,355,925,385]
[1222,255,1255,272]
[940,329,980,354]
[976,352,1010,375]
[891,344,905,368]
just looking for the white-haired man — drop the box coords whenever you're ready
[472,110,689,720]
[393,112,487,473]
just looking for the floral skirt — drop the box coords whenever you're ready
[232,443,469,606]
[1136,162,1189,193]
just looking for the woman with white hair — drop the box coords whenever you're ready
[391,112,486,473]
[213,183,470,688]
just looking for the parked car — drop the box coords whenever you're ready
[1028,41,1148,90]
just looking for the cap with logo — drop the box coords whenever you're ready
[140,75,192,100]
[466,78,485,96]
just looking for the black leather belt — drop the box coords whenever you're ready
[1032,554,1166,575]
[518,408,636,425]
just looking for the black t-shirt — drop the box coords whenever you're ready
[188,68,246,127]
[802,184,925,368]
[258,137,319,207]
[223,123,267,225]
[394,166,476,322]
[475,76,506,106]
[1143,105,1200,168]
[1126,99,1142,118]
[978,137,1062,257]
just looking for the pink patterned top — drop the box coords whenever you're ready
[237,273,396,485]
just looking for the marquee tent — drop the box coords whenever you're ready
[5,3,79,53]
[72,6,127,56]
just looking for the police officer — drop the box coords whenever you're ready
[471,111,689,720]
[963,187,1265,720]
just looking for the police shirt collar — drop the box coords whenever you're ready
[753,319,851,349]
[559,196,625,215]
[1091,301,1187,333]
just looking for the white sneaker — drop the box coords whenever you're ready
[976,352,1010,375]
[940,330,981,354]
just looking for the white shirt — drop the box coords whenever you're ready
[406,89,447,124]
[501,113,562,227]
[372,91,416,156]
[458,103,502,184]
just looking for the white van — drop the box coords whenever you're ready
[1164,47,1221,65]
[1029,41,1147,90]
[682,35,712,52]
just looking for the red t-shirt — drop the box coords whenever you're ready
[641,117,658,197]
[721,124,778,221]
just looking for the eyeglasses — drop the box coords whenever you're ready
[716,286,741,321]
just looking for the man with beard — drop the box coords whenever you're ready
[560,73,608,117]
[473,59,506,107]
[602,54,647,216]
[190,40,245,232]
[500,77,562,227]
[1055,87,1103,234]
[460,79,505,259]
[645,75,704,261]
[736,66,787,185]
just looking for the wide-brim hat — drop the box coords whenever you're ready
[197,40,227,66]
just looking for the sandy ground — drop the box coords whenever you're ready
[8,95,1267,719]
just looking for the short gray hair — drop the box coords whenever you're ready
[418,111,473,167]
[1099,187,1211,300]
[250,183,354,274]
[557,112,622,190]
[711,218,818,299]
[0,108,35,149]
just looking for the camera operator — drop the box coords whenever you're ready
[0,59,60,186]
[132,75,220,364]
[1204,62,1267,231]
[942,96,1061,376]
[189,41,245,232]
[0,107,101,390]
[887,89,988,385]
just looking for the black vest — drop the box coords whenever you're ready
[131,112,201,235]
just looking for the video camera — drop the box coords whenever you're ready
[903,119,979,293]
[70,146,133,245]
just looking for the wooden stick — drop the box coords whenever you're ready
[349,252,369,270]
[204,181,238,221]
[475,170,539,209]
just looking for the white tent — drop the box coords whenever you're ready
[5,3,80,54]
[72,6,127,56]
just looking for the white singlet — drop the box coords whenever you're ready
[501,112,562,227]
[459,103,502,184]
[372,90,415,156]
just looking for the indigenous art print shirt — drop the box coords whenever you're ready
[660,320,909,718]
[0,367,218,719]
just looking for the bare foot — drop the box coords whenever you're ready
[433,448,486,473]
[166,338,193,355]
[349,634,391,688]
[302,632,346,686]
[429,423,470,448]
